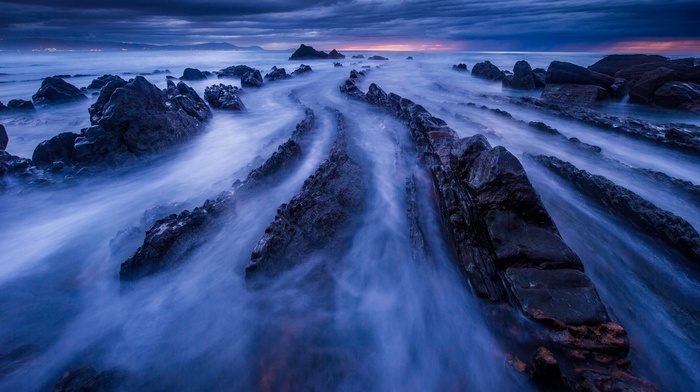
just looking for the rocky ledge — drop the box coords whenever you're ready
[340,70,655,391]
[120,107,316,280]
[289,44,345,60]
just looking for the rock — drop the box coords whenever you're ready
[528,121,563,136]
[32,77,86,105]
[121,108,315,280]
[588,54,669,76]
[245,115,365,287]
[541,84,609,103]
[204,84,246,111]
[452,63,468,71]
[545,61,615,90]
[53,366,122,392]
[6,99,35,112]
[241,70,263,87]
[531,347,562,386]
[502,60,536,90]
[0,124,7,150]
[291,64,313,76]
[339,70,366,99]
[534,155,700,263]
[569,137,602,153]
[328,49,345,59]
[367,55,388,61]
[289,44,330,60]
[333,62,343,67]
[351,54,364,59]
[614,58,694,84]
[87,74,126,90]
[264,66,291,81]
[0,150,32,179]
[180,67,207,81]
[506,268,608,324]
[406,56,413,60]
[532,68,546,88]
[629,67,678,103]
[218,65,254,78]
[472,61,505,81]
[32,132,81,168]
[653,82,700,111]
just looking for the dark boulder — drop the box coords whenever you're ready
[502,60,536,90]
[241,70,263,87]
[531,347,563,386]
[406,56,413,60]
[339,70,366,99]
[32,77,86,105]
[180,67,207,81]
[614,58,694,84]
[32,132,80,168]
[534,155,700,263]
[0,124,7,150]
[218,65,254,78]
[588,54,669,76]
[541,84,609,103]
[204,84,246,111]
[452,63,468,71]
[291,64,313,76]
[629,67,678,104]
[351,54,364,59]
[653,82,700,111]
[0,150,32,179]
[532,68,546,88]
[53,366,122,392]
[264,66,291,81]
[368,55,388,61]
[472,61,505,81]
[545,61,614,90]
[328,49,345,59]
[6,99,35,112]
[87,74,126,90]
[334,62,343,67]
[289,44,330,60]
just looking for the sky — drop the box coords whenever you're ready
[1,0,699,52]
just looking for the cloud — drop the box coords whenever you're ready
[1,0,699,51]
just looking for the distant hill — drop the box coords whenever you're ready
[0,38,265,52]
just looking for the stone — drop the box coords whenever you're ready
[241,70,263,87]
[328,49,345,59]
[545,61,615,90]
[264,66,291,81]
[368,55,388,60]
[32,132,81,168]
[531,347,562,386]
[629,67,678,103]
[535,155,700,263]
[541,84,609,103]
[588,54,669,76]
[502,60,536,90]
[289,44,330,60]
[6,99,35,111]
[351,54,364,59]
[180,67,207,81]
[505,268,609,325]
[334,62,343,67]
[87,74,126,90]
[471,61,505,81]
[204,84,246,111]
[0,124,7,150]
[406,56,413,60]
[614,58,694,84]
[452,63,468,71]
[291,64,313,76]
[32,77,86,105]
[654,82,700,111]
[218,65,254,78]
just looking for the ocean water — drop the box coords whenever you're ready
[0,50,698,391]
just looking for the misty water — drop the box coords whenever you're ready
[1,50,698,391]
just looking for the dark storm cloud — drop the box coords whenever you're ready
[1,0,699,50]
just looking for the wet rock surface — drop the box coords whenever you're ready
[472,61,505,81]
[218,65,254,78]
[289,44,343,60]
[3,99,36,112]
[241,69,263,87]
[502,60,536,90]
[588,54,669,76]
[204,84,245,111]
[120,107,316,280]
[341,72,654,391]
[0,124,7,150]
[264,66,291,81]
[180,67,207,81]
[545,61,615,90]
[452,63,468,71]
[32,77,87,106]
[87,74,125,90]
[245,112,365,287]
[653,81,700,111]
[542,84,609,104]
[32,76,211,170]
[534,155,700,263]
[291,64,313,76]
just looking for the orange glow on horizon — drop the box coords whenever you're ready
[606,39,700,54]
